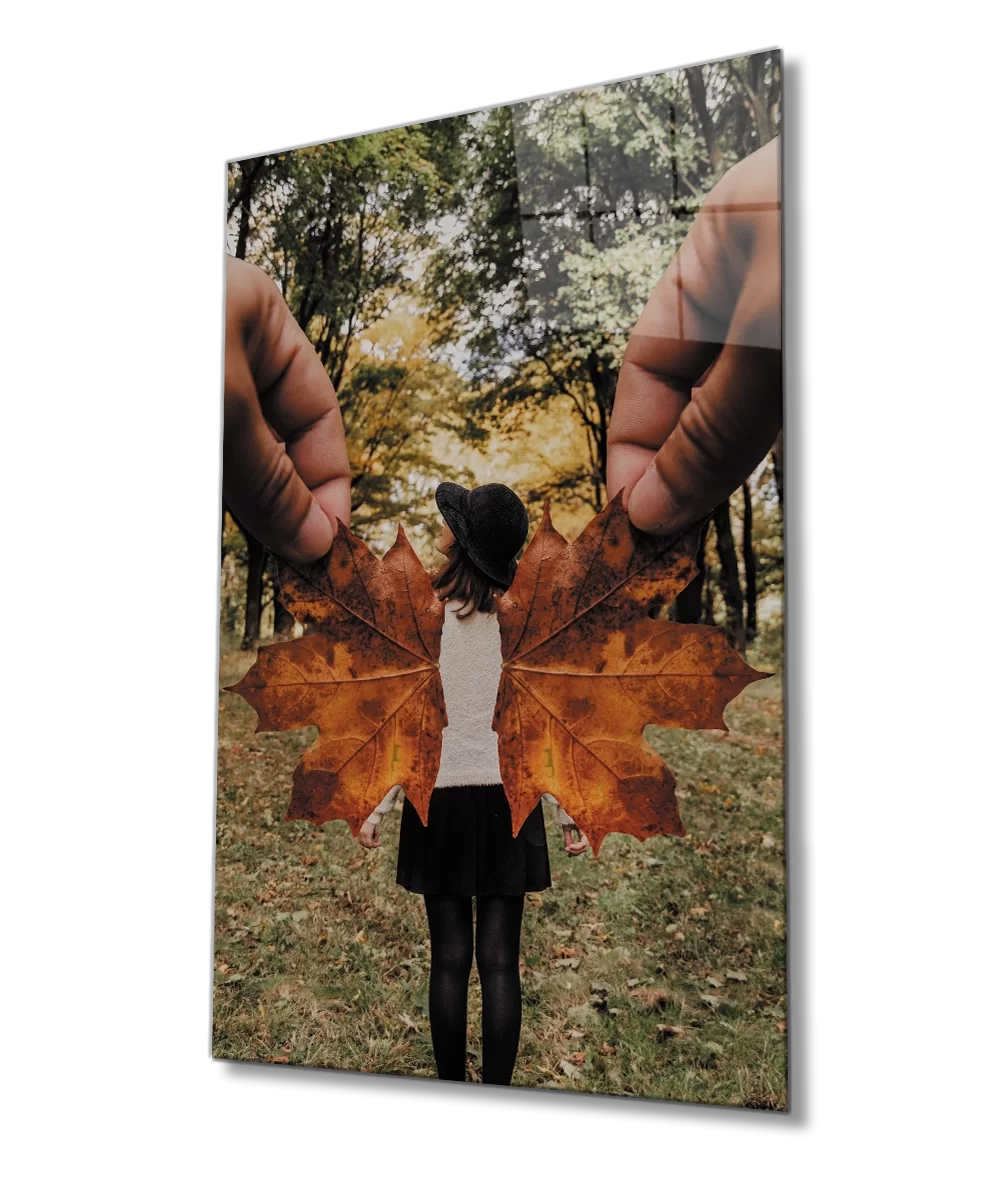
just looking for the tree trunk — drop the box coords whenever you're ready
[737,53,776,145]
[674,524,708,622]
[771,430,784,508]
[272,562,295,639]
[233,158,265,261]
[742,481,757,644]
[713,498,746,652]
[273,604,295,636]
[232,162,273,651]
[684,66,722,176]
[702,573,717,625]
[242,533,266,650]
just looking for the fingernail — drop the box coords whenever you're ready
[287,501,334,563]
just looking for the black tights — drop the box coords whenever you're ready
[423,893,525,1085]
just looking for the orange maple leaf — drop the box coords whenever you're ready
[227,520,445,834]
[493,494,768,853]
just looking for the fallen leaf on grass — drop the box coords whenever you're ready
[599,1042,616,1056]
[655,1024,685,1041]
[559,1059,581,1077]
[726,970,748,983]
[705,976,723,989]
[632,988,671,1012]
[776,1020,788,1034]
[699,994,721,1009]
[268,1056,290,1064]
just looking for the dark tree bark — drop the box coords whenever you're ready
[270,559,295,639]
[702,573,717,625]
[273,601,295,637]
[744,51,777,144]
[226,157,267,225]
[713,497,746,652]
[771,430,784,508]
[242,533,266,649]
[231,163,279,650]
[742,481,757,644]
[232,158,267,261]
[674,524,708,623]
[684,66,722,176]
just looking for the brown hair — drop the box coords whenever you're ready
[431,543,502,619]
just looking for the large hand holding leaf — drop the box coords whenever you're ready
[227,522,446,833]
[493,494,767,854]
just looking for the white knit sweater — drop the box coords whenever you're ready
[368,600,574,826]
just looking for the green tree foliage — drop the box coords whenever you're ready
[219,54,783,647]
[230,120,465,388]
[424,52,781,512]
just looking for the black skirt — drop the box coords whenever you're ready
[396,783,551,897]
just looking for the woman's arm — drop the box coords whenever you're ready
[358,785,404,849]
[368,784,404,824]
[542,793,590,856]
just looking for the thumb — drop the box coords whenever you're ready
[627,341,782,536]
[223,364,335,563]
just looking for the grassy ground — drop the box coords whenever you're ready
[213,630,786,1108]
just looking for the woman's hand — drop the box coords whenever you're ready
[562,825,589,856]
[357,820,381,850]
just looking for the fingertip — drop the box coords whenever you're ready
[627,465,682,537]
[285,501,334,564]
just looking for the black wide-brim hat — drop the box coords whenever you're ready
[435,482,529,590]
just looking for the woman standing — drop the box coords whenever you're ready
[357,482,588,1086]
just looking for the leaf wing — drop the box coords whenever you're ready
[494,495,768,853]
[227,521,446,832]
